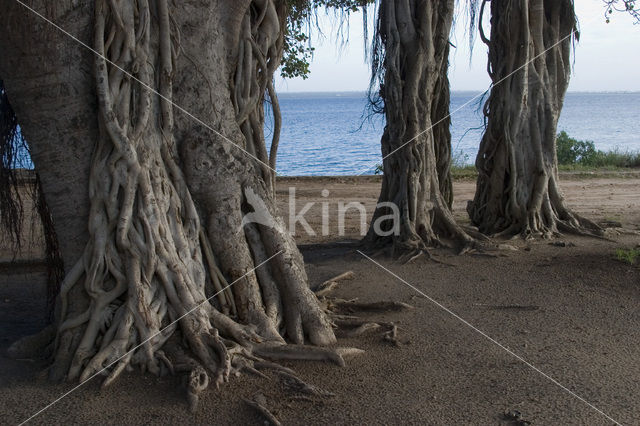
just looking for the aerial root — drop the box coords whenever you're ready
[203,329,232,387]
[101,351,134,388]
[200,229,236,315]
[243,393,281,426]
[288,395,317,403]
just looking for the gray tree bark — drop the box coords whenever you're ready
[0,0,336,405]
[467,0,601,238]
[365,0,475,256]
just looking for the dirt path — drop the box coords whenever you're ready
[1,175,639,425]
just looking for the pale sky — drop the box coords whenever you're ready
[275,1,640,93]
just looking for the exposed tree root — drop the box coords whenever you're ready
[277,371,335,397]
[397,248,457,265]
[330,300,414,314]
[314,281,339,297]
[186,367,210,412]
[334,347,366,358]
[312,271,355,296]
[254,344,346,367]
[311,269,413,346]
[253,360,296,376]
[326,304,408,347]
[243,393,282,426]
[402,251,424,265]
[336,317,402,346]
[338,322,381,338]
[383,324,402,347]
[319,271,355,287]
[11,266,413,412]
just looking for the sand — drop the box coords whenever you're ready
[1,174,639,425]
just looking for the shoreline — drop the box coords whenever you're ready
[275,169,640,182]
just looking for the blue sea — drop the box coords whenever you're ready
[266,91,640,176]
[11,92,639,175]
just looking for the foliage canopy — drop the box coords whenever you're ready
[282,0,373,79]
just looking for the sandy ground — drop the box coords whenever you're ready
[1,175,639,425]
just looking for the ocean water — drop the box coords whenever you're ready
[11,92,639,175]
[266,91,640,176]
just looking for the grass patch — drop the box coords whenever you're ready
[615,248,640,265]
[451,150,477,180]
[375,132,639,179]
[451,164,478,179]
[557,164,626,172]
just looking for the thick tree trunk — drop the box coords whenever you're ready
[433,42,453,209]
[467,0,600,238]
[0,0,335,404]
[365,0,474,255]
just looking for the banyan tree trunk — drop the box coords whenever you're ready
[433,42,453,209]
[365,0,474,255]
[467,0,601,238]
[0,0,336,405]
